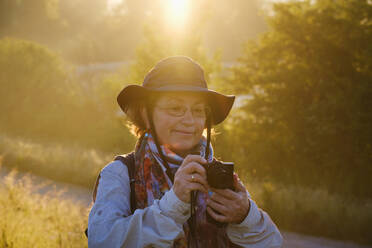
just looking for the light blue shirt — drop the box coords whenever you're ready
[88,160,283,247]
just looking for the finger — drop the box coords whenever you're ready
[187,182,208,193]
[184,162,206,178]
[182,155,207,167]
[189,173,208,191]
[206,206,228,223]
[235,179,247,193]
[207,198,228,216]
[234,174,246,192]
[210,188,239,200]
[209,191,230,205]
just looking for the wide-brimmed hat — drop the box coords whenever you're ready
[117,56,235,125]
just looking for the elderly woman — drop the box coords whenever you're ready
[87,56,283,247]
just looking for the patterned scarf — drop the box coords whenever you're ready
[133,132,239,247]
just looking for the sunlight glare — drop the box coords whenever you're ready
[107,0,122,12]
[166,0,189,28]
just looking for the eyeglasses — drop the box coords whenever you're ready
[156,104,210,118]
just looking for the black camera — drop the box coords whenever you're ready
[204,160,234,190]
[203,160,234,226]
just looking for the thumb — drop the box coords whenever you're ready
[233,173,246,192]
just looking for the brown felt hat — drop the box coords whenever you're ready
[117,56,235,125]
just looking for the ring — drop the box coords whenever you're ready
[191,174,195,182]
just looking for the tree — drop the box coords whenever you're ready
[0,37,135,152]
[0,38,75,138]
[230,0,372,197]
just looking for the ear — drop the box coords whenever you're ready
[140,106,150,129]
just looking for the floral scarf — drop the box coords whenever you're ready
[133,132,239,247]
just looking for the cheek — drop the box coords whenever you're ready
[196,119,206,132]
[152,113,177,142]
[193,120,206,139]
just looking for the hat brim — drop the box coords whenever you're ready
[117,84,235,125]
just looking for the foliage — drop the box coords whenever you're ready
[0,38,74,138]
[249,179,372,245]
[0,38,135,153]
[228,0,372,197]
[0,0,130,63]
[0,0,267,63]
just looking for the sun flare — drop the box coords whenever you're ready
[166,0,189,28]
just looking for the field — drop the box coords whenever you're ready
[1,134,372,246]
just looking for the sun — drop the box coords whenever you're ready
[166,0,189,28]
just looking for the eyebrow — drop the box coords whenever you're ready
[163,97,205,105]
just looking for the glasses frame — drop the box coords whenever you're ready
[155,103,211,119]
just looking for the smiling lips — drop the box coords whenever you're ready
[173,130,194,136]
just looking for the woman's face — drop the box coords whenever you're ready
[151,92,207,156]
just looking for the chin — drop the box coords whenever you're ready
[170,140,197,153]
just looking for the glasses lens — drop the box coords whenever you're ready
[157,104,209,118]
[164,105,186,117]
[192,105,207,118]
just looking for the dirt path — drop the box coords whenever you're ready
[1,166,371,248]
[0,166,91,206]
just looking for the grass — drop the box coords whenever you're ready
[1,133,372,246]
[0,134,114,188]
[0,168,89,248]
[246,181,372,245]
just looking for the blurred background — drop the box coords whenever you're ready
[0,0,371,247]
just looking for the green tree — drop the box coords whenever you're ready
[0,38,75,139]
[0,38,134,152]
[230,0,372,197]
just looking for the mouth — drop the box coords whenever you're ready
[173,130,195,136]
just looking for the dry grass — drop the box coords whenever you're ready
[0,134,113,188]
[0,168,89,248]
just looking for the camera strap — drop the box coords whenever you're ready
[188,114,212,247]
[189,190,198,248]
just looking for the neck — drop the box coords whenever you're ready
[172,144,201,158]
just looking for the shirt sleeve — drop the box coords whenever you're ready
[226,191,283,248]
[87,160,191,248]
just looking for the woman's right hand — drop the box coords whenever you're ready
[173,155,209,203]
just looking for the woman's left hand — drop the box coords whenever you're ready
[206,174,251,224]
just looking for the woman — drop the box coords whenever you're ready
[87,56,283,247]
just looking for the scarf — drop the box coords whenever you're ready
[133,132,239,248]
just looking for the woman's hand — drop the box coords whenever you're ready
[206,174,250,224]
[173,155,209,203]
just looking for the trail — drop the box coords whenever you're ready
[1,166,370,248]
[0,166,91,207]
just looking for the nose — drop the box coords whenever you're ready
[181,108,195,126]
